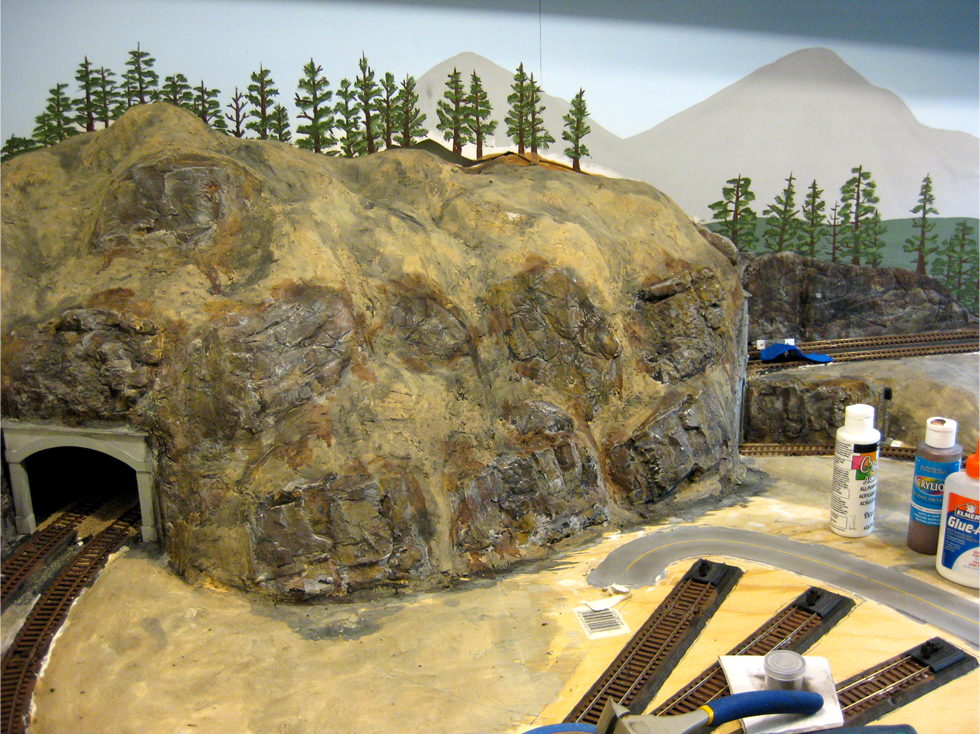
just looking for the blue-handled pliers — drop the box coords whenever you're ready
[593,690,825,734]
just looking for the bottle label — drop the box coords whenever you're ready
[910,456,961,526]
[830,438,879,535]
[940,492,980,576]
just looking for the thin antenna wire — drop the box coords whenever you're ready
[539,0,543,82]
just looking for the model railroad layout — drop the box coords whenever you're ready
[0,328,976,733]
[748,328,979,373]
[1,499,140,734]
[566,560,978,730]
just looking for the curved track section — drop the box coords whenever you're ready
[1,505,140,734]
[588,526,979,650]
[1,493,119,610]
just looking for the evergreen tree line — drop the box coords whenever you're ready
[709,168,978,312]
[1,46,593,170]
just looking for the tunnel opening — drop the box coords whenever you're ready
[23,446,140,525]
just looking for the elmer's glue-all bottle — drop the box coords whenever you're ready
[936,441,979,588]
[830,404,880,538]
[907,417,962,554]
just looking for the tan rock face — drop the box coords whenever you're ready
[1,103,746,597]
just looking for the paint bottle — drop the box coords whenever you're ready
[907,417,962,554]
[830,404,880,538]
[936,441,979,589]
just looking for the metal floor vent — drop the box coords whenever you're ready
[574,607,630,640]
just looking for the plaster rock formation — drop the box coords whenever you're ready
[742,251,976,342]
[744,354,979,448]
[1,103,746,597]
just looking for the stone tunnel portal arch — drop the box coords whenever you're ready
[2,421,158,542]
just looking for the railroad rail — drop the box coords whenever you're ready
[1,493,117,610]
[1,504,140,734]
[747,328,979,373]
[653,587,853,716]
[739,443,917,461]
[565,559,741,726]
[837,637,978,726]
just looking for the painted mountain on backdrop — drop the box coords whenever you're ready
[418,48,979,221]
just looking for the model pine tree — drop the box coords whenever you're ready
[709,175,758,251]
[798,180,828,258]
[225,87,248,138]
[161,73,194,111]
[827,201,843,263]
[903,174,939,274]
[504,63,530,154]
[761,173,801,253]
[527,73,553,155]
[467,72,495,159]
[1,135,40,162]
[295,59,335,153]
[334,78,363,157]
[92,66,123,127]
[378,72,398,149]
[246,65,279,140]
[863,211,888,267]
[436,67,471,156]
[33,83,78,147]
[270,104,291,142]
[121,43,159,106]
[355,54,381,154]
[73,57,99,132]
[931,220,979,313]
[394,74,427,147]
[192,81,227,132]
[562,88,591,172]
[838,165,880,266]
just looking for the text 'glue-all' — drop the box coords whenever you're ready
[830,404,880,538]
[936,440,980,588]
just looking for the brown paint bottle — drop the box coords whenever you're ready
[907,417,962,554]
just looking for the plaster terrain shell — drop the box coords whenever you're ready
[1,103,747,597]
[741,250,976,342]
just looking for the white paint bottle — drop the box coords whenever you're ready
[830,403,881,537]
[936,441,979,588]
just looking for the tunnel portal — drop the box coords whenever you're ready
[1,421,158,542]
[23,446,139,524]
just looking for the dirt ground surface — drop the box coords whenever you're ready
[19,455,980,734]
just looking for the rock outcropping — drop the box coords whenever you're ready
[1,104,746,597]
[742,251,976,342]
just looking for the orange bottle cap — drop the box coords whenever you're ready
[966,440,979,479]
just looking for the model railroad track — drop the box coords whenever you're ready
[653,587,853,716]
[747,329,979,372]
[564,559,742,726]
[0,492,117,611]
[740,443,917,461]
[836,637,977,725]
[1,504,140,734]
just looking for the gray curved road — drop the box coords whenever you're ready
[588,526,979,650]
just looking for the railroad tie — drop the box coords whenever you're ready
[835,637,978,726]
[652,586,854,716]
[564,558,743,726]
[0,505,140,734]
